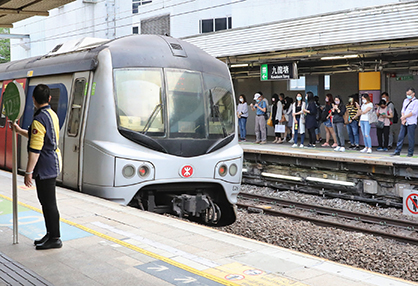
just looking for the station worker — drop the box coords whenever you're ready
[14,84,63,250]
[250,92,267,144]
[391,87,418,157]
[237,94,248,141]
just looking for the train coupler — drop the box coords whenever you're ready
[172,194,221,225]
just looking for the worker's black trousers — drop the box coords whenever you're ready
[35,177,60,238]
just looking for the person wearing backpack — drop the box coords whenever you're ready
[381,92,397,149]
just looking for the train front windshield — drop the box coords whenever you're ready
[114,68,235,139]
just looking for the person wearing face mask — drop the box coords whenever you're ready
[321,93,338,147]
[237,94,248,142]
[271,93,284,143]
[346,94,360,150]
[381,92,396,149]
[376,100,393,151]
[391,88,418,157]
[291,93,306,148]
[250,92,267,144]
[331,95,346,151]
[303,91,318,148]
[356,94,374,153]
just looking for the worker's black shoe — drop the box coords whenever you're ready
[35,238,62,250]
[34,233,49,246]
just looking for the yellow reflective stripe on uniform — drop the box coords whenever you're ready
[29,120,46,151]
[46,108,60,142]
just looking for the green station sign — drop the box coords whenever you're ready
[260,62,297,81]
[3,81,25,122]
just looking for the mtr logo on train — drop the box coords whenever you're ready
[180,165,194,178]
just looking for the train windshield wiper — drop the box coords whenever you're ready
[142,103,162,135]
[209,90,227,137]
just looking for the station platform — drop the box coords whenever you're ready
[0,169,417,286]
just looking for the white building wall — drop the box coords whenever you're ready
[11,0,402,60]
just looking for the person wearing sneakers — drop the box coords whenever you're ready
[271,93,284,144]
[13,84,63,250]
[237,94,248,142]
[376,100,392,152]
[346,94,360,150]
[331,95,346,152]
[391,87,418,157]
[303,91,318,148]
[292,93,306,148]
[321,93,338,148]
[357,93,374,154]
[250,92,267,144]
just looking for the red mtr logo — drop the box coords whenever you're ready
[180,165,194,178]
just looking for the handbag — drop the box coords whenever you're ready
[267,116,273,127]
[343,109,349,125]
[375,120,384,129]
[369,109,378,124]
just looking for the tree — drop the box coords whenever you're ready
[0,28,10,63]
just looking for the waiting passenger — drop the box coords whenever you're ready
[291,93,306,148]
[321,93,338,147]
[284,96,294,143]
[381,92,396,149]
[314,95,322,144]
[356,93,374,153]
[375,100,392,151]
[237,94,248,142]
[303,91,318,148]
[391,87,418,157]
[346,94,360,150]
[271,93,284,143]
[250,92,267,144]
[331,95,346,152]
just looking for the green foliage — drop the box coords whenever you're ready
[0,28,10,63]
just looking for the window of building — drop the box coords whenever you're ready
[132,0,152,14]
[133,26,139,34]
[288,76,306,91]
[200,17,232,33]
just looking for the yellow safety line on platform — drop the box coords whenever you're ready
[0,194,238,286]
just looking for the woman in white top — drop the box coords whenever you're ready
[237,94,249,141]
[356,93,374,153]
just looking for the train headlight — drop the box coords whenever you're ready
[219,164,228,177]
[138,165,149,178]
[229,164,238,176]
[122,165,136,178]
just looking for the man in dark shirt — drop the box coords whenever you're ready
[14,84,62,250]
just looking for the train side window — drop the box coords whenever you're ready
[67,78,86,137]
[49,88,60,114]
[0,95,5,128]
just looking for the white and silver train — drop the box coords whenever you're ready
[0,35,242,225]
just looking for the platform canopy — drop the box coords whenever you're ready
[183,1,418,77]
[0,0,76,28]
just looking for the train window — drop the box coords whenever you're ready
[0,96,5,128]
[49,88,60,114]
[165,70,205,138]
[203,73,235,138]
[114,68,164,136]
[67,78,86,137]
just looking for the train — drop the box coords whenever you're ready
[0,35,242,226]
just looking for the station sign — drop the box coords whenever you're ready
[260,62,298,81]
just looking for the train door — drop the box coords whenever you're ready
[62,72,90,189]
[0,79,27,170]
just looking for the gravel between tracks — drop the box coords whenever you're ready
[218,185,418,282]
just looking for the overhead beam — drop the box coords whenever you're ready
[0,24,13,28]
[0,8,49,17]
[0,33,29,39]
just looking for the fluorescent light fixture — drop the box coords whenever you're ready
[306,176,355,187]
[321,55,359,60]
[261,172,302,182]
[230,63,249,68]
[242,168,248,173]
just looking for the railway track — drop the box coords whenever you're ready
[237,192,418,245]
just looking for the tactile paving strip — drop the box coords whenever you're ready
[0,252,52,286]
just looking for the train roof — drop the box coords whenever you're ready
[0,35,229,81]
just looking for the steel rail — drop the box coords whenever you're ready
[236,201,418,245]
[238,192,418,231]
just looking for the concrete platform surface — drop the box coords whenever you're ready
[0,169,417,286]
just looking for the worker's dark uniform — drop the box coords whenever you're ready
[28,105,62,238]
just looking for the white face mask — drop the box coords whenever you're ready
[239,98,244,103]
[362,99,367,104]
[382,97,387,102]
[325,98,329,102]
[334,100,340,105]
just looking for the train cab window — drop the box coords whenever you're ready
[67,78,86,136]
[114,69,164,136]
[49,88,60,114]
[0,93,5,128]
